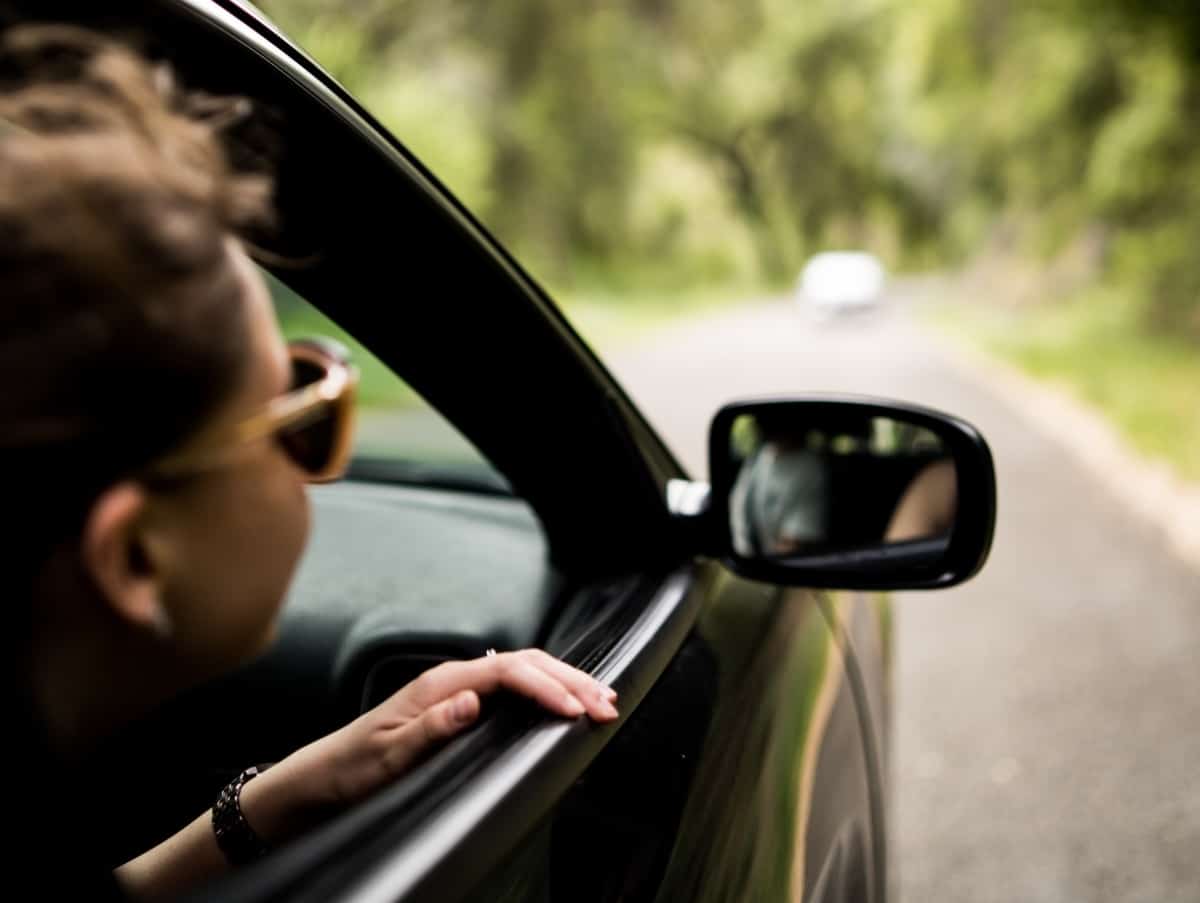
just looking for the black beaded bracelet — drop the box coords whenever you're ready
[212,765,270,866]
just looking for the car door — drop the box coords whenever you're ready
[15,1,886,900]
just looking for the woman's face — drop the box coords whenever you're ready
[148,241,311,674]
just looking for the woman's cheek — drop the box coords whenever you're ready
[196,460,309,666]
[254,458,313,619]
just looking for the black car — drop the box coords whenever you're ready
[13,2,996,901]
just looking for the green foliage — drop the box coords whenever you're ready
[258,0,945,295]
[257,0,1200,339]
[890,1,1200,340]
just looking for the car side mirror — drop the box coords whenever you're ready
[692,396,996,590]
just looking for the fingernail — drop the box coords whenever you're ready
[600,700,619,720]
[454,694,475,723]
[564,696,586,717]
[602,686,618,701]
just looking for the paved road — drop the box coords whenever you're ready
[601,296,1200,903]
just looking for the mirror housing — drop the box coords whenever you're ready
[698,396,996,590]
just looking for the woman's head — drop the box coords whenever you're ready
[1,25,310,702]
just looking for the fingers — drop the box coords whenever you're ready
[490,651,620,722]
[502,656,590,718]
[405,650,618,723]
[518,648,619,715]
[369,652,618,790]
[382,689,480,776]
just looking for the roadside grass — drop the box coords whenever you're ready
[933,289,1200,481]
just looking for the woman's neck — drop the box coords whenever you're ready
[28,577,184,763]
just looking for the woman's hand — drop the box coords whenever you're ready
[241,649,618,843]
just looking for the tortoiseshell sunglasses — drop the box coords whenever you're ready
[149,338,358,484]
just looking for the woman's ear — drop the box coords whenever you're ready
[81,482,172,637]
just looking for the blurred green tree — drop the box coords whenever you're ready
[257,0,1200,338]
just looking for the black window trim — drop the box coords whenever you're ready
[166,0,690,577]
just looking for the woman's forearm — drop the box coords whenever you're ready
[114,808,230,902]
[113,757,313,902]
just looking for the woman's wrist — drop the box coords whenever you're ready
[235,752,332,846]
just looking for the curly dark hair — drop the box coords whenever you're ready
[0,24,276,566]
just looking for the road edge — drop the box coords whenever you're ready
[926,326,1200,573]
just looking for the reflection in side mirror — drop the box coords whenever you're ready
[709,397,995,590]
[730,412,956,557]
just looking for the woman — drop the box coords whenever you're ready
[1,24,617,901]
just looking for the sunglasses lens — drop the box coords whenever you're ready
[290,355,326,391]
[277,406,337,476]
[275,353,343,477]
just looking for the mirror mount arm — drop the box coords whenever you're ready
[667,479,725,557]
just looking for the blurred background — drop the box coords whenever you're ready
[257,0,1199,481]
[254,1,1199,900]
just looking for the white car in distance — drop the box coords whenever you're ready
[796,250,887,318]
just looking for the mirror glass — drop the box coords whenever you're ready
[727,411,958,562]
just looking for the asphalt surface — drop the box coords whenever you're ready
[602,295,1200,903]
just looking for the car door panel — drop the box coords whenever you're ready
[434,572,876,903]
[628,583,875,903]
